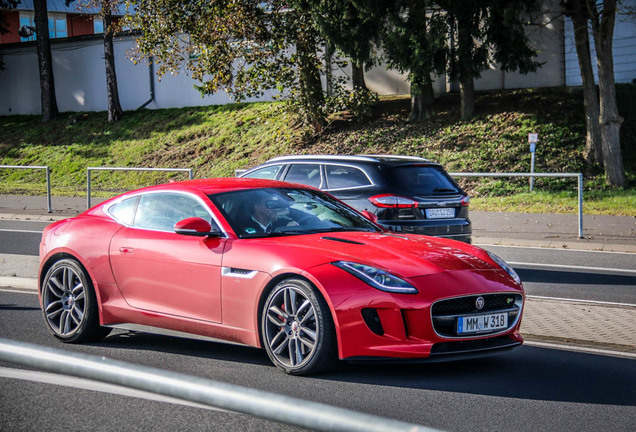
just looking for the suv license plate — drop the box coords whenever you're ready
[426,208,455,219]
[457,313,508,335]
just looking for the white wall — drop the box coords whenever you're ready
[0,36,256,116]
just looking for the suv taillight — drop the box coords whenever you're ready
[461,195,470,207]
[368,194,418,208]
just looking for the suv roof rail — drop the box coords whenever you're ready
[361,154,430,162]
[266,154,429,163]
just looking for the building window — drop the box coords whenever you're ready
[20,12,69,42]
[19,12,35,42]
[94,17,103,34]
[48,13,67,39]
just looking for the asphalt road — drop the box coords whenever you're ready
[1,290,635,432]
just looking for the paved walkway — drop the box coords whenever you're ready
[1,194,635,354]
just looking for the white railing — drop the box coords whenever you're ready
[0,338,439,432]
[449,172,584,238]
[0,165,52,213]
[86,167,194,209]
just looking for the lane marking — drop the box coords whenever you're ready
[0,288,38,295]
[523,340,636,360]
[526,295,636,308]
[0,367,226,412]
[509,261,636,274]
[477,243,635,255]
[0,228,43,234]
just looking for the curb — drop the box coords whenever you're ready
[473,236,636,253]
[0,276,37,290]
[0,213,69,222]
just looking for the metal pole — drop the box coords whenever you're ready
[0,339,438,432]
[529,153,535,192]
[188,169,193,180]
[46,166,52,213]
[578,173,583,239]
[87,168,92,210]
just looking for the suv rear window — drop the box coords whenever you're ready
[385,165,460,195]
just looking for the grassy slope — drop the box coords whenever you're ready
[0,86,634,215]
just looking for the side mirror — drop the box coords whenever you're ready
[174,217,222,237]
[361,210,378,224]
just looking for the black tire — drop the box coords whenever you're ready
[41,258,111,343]
[261,278,337,375]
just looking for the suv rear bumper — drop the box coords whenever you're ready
[382,218,472,243]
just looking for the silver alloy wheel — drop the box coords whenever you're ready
[43,264,86,337]
[264,284,319,368]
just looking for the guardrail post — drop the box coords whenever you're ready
[188,169,193,180]
[87,168,92,209]
[45,166,52,213]
[578,173,584,239]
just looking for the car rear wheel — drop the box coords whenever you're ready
[42,259,110,343]
[262,278,337,375]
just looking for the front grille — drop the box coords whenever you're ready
[431,293,523,338]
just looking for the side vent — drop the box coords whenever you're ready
[221,267,258,279]
[361,308,384,336]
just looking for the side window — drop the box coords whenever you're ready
[283,164,322,188]
[134,194,216,232]
[243,165,283,180]
[108,196,139,225]
[325,165,371,189]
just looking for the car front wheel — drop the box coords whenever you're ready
[262,278,337,375]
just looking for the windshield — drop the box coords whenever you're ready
[385,165,461,196]
[208,188,381,238]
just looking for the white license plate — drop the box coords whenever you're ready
[457,313,508,334]
[425,208,455,219]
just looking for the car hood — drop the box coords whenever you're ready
[234,231,497,278]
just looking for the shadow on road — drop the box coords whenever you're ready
[322,346,636,407]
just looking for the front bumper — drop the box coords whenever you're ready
[310,265,524,361]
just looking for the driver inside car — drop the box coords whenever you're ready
[245,191,299,234]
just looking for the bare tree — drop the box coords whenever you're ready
[588,0,626,187]
[564,0,603,164]
[34,0,59,122]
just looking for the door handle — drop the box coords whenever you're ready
[119,247,134,253]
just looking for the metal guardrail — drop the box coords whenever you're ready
[87,167,194,209]
[0,338,439,432]
[0,165,52,213]
[449,172,584,239]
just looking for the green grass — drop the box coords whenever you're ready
[1,86,634,214]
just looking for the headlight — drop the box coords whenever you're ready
[332,261,418,294]
[487,251,522,285]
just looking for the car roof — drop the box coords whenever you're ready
[114,178,312,198]
[265,154,432,166]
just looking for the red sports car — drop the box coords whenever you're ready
[39,178,524,375]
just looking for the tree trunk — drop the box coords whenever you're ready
[296,36,325,132]
[566,0,602,164]
[33,0,58,122]
[104,11,123,122]
[589,0,626,187]
[351,61,367,90]
[408,81,434,122]
[457,13,475,120]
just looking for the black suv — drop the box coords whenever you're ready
[239,155,471,243]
